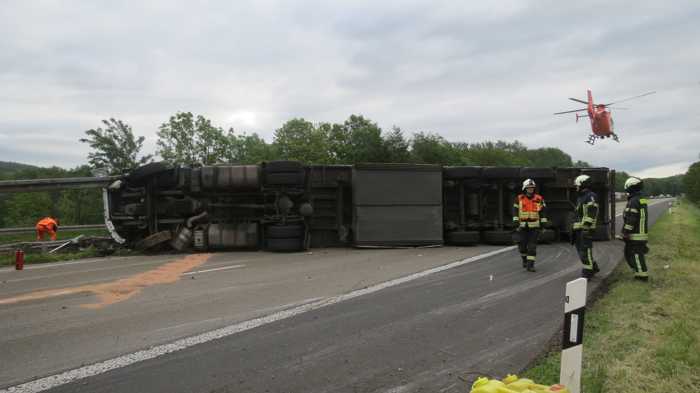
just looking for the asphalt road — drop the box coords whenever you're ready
[0,199,672,392]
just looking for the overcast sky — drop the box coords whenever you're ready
[1,0,698,177]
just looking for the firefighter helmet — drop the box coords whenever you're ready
[624,177,643,193]
[574,174,591,189]
[522,178,536,191]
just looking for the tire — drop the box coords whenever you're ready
[444,167,482,179]
[267,237,304,252]
[128,162,171,184]
[265,161,303,173]
[266,172,306,186]
[135,230,172,250]
[482,167,521,179]
[538,228,556,244]
[482,230,515,245]
[446,230,480,246]
[266,224,304,239]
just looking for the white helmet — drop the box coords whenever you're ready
[574,174,591,188]
[522,178,536,191]
[624,177,643,192]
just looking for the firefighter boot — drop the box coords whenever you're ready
[526,260,536,272]
[521,255,527,268]
[593,262,600,273]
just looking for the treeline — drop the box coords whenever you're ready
[615,171,686,196]
[0,165,103,228]
[1,113,692,227]
[684,161,700,204]
[84,112,593,170]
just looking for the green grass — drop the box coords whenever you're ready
[0,228,118,266]
[0,246,103,267]
[0,228,109,244]
[523,200,700,392]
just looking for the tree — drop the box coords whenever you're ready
[272,119,331,163]
[683,162,700,203]
[462,141,521,166]
[382,127,410,163]
[80,118,152,174]
[410,132,462,165]
[522,148,573,167]
[1,165,103,227]
[227,133,276,164]
[156,112,230,166]
[328,115,386,163]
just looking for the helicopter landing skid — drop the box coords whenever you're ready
[612,133,620,142]
[586,134,597,145]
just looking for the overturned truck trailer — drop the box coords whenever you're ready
[102,161,615,252]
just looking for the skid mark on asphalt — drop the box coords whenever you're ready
[0,254,212,308]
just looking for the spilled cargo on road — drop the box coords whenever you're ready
[98,161,615,252]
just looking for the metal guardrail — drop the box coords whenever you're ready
[0,176,120,193]
[0,224,106,234]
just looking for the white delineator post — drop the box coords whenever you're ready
[560,278,587,393]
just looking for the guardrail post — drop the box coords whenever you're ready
[560,277,587,393]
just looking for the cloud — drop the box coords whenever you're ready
[1,0,698,177]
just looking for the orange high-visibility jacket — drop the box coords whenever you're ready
[513,194,547,228]
[36,217,58,230]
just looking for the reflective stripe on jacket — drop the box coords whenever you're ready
[513,193,547,228]
[623,193,648,241]
[573,189,598,230]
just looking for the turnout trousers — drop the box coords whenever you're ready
[574,229,599,277]
[518,227,539,268]
[624,240,649,279]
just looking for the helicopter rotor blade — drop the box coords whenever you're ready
[568,97,589,104]
[554,108,588,115]
[604,91,656,106]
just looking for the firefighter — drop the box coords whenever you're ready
[35,217,59,241]
[513,179,547,272]
[572,175,600,279]
[622,177,649,281]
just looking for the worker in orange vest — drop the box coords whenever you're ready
[35,217,59,241]
[512,179,547,272]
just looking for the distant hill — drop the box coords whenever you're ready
[0,161,39,179]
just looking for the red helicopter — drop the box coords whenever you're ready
[554,89,655,145]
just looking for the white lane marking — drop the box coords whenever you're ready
[181,264,245,276]
[0,246,515,393]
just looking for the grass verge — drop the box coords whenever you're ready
[0,229,127,267]
[522,199,700,391]
[0,228,109,244]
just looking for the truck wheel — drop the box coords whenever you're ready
[266,224,304,239]
[446,230,480,246]
[267,237,304,252]
[482,230,515,245]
